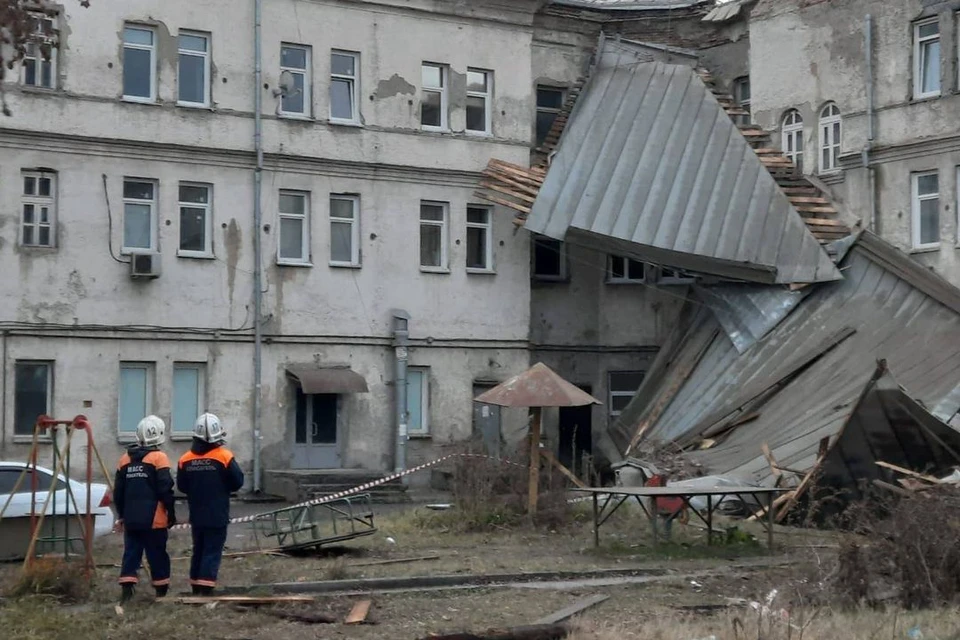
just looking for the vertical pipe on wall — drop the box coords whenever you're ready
[252,0,264,492]
[392,310,410,478]
[864,14,877,232]
[1,330,7,452]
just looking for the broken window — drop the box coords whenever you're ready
[278,190,310,264]
[22,13,56,89]
[607,255,645,283]
[466,205,493,272]
[421,63,447,130]
[781,109,804,173]
[119,362,154,438]
[912,171,940,249]
[532,235,566,280]
[608,371,645,419]
[178,182,212,257]
[466,68,492,134]
[122,178,157,252]
[15,362,52,437]
[819,103,842,173]
[535,86,565,147]
[914,18,940,99]
[280,44,311,117]
[21,170,55,248]
[123,25,156,102]
[330,50,359,123]
[178,31,210,107]
[329,194,360,266]
[733,76,750,126]
[419,201,448,270]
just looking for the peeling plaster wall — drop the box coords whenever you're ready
[750,0,960,286]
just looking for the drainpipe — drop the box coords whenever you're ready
[392,310,410,479]
[863,14,877,231]
[252,0,264,492]
[1,330,7,452]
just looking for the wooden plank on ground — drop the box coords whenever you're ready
[349,555,441,568]
[345,599,372,624]
[417,623,569,640]
[534,594,609,625]
[875,461,939,484]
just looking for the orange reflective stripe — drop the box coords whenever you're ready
[190,579,217,587]
[151,578,171,586]
[179,447,234,468]
[117,453,131,470]
[144,450,171,470]
[118,576,139,584]
[152,503,169,529]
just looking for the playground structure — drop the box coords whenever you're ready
[252,493,377,552]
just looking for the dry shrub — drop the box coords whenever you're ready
[323,557,351,581]
[9,557,92,602]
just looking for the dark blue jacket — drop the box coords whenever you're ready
[177,439,244,528]
[115,445,176,530]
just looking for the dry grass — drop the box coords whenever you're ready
[9,557,92,602]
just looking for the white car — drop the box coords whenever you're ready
[0,461,116,559]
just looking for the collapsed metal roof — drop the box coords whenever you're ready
[524,40,842,285]
[613,231,960,486]
[551,0,711,9]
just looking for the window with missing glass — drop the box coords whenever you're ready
[178,183,212,257]
[532,235,566,280]
[608,371,645,419]
[607,255,645,283]
[14,362,52,437]
[466,205,492,272]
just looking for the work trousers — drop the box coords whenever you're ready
[119,528,171,587]
[190,526,228,588]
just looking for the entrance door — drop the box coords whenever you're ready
[293,390,341,468]
[558,386,592,477]
[472,384,502,458]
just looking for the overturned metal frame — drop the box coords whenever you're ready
[252,493,377,552]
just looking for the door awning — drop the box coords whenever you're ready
[286,365,369,394]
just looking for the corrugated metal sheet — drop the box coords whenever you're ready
[619,232,960,485]
[552,0,709,9]
[695,284,808,353]
[525,41,842,285]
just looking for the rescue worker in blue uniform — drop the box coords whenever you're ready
[177,412,244,595]
[114,415,176,602]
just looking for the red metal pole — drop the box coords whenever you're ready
[72,416,95,573]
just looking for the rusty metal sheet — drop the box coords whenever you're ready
[474,362,602,408]
[286,366,368,394]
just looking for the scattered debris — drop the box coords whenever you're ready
[349,555,441,568]
[533,594,608,625]
[426,504,453,510]
[419,622,569,640]
[344,599,372,624]
[261,609,337,625]
[178,596,316,606]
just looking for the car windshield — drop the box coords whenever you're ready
[0,468,67,494]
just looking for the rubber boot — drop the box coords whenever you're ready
[198,585,214,597]
[121,583,135,603]
[191,584,202,595]
[155,585,169,598]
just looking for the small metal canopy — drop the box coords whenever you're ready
[286,365,369,394]
[474,362,602,408]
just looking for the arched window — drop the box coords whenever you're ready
[781,110,804,173]
[819,103,842,173]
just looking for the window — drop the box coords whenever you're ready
[535,86,565,147]
[278,190,310,264]
[22,14,56,89]
[607,255,645,283]
[178,31,210,107]
[172,363,205,436]
[329,194,360,266]
[14,362,52,437]
[419,201,448,270]
[122,179,157,252]
[21,171,55,247]
[466,68,492,134]
[178,183,212,257]
[819,103,841,173]
[532,235,566,280]
[0,468,64,493]
[118,363,154,437]
[733,76,750,126]
[406,368,430,436]
[330,51,359,122]
[912,171,940,250]
[421,63,448,130]
[608,371,646,419]
[914,18,940,98]
[123,25,156,102]
[466,205,493,272]
[781,110,804,173]
[280,44,311,116]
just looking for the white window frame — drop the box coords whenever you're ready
[532,235,567,281]
[172,362,206,438]
[607,255,645,284]
[465,204,493,273]
[781,110,804,173]
[121,178,158,254]
[177,30,211,108]
[329,50,359,124]
[819,103,842,174]
[177,182,213,258]
[279,43,312,118]
[608,371,645,419]
[914,18,941,99]
[466,68,492,135]
[21,13,56,89]
[421,62,448,131]
[329,194,361,267]
[912,170,940,250]
[406,366,430,437]
[277,190,311,265]
[118,362,155,441]
[733,76,750,126]
[419,200,449,272]
[122,24,156,103]
[14,361,53,439]
[21,170,56,248]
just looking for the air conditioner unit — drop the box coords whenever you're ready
[130,251,161,279]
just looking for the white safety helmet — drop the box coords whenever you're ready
[136,415,166,447]
[194,412,225,443]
